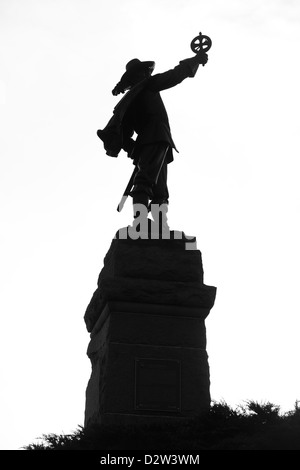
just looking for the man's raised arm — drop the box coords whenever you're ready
[147,51,208,93]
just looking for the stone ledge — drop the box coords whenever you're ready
[90,301,212,337]
[85,279,216,332]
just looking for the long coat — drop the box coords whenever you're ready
[98,56,200,161]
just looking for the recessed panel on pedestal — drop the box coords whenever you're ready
[135,358,181,412]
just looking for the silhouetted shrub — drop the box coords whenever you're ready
[24,401,300,450]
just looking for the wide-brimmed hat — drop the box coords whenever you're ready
[112,58,155,95]
[125,58,155,74]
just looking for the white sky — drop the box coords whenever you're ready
[1,0,300,450]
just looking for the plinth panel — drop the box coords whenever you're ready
[135,358,181,412]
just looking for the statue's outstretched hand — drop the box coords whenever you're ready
[197,51,208,66]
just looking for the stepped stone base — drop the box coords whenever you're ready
[84,233,216,427]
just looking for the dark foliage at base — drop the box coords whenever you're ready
[24,401,300,450]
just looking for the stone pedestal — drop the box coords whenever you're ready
[84,232,216,427]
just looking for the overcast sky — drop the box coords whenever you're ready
[1,0,300,450]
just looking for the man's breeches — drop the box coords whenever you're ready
[131,142,170,204]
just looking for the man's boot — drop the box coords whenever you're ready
[131,191,150,235]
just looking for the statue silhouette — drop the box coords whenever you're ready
[97,39,209,230]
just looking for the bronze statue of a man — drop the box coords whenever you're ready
[98,48,208,229]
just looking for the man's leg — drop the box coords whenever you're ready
[149,152,170,233]
[130,142,169,215]
[151,159,170,233]
[151,158,169,206]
